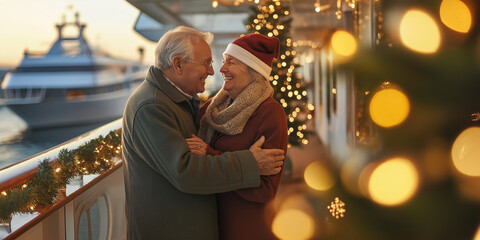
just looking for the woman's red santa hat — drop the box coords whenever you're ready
[223,33,280,80]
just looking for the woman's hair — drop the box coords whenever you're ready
[248,67,267,83]
[154,26,214,71]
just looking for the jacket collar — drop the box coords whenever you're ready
[146,65,188,104]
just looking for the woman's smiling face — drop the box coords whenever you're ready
[220,55,252,99]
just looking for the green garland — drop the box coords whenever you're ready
[0,130,121,221]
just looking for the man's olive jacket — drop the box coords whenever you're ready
[122,66,260,240]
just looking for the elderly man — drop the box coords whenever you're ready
[122,26,285,240]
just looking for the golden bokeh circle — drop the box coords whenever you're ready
[451,127,480,176]
[368,158,419,206]
[440,0,472,33]
[272,209,315,240]
[400,9,441,54]
[304,161,335,191]
[369,88,410,128]
[331,30,357,57]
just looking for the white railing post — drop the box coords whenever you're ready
[64,202,75,240]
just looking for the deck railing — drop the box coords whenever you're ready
[0,119,126,240]
[0,89,45,104]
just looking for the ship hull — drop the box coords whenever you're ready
[5,89,132,129]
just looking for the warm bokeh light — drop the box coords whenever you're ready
[440,0,472,33]
[272,209,315,240]
[279,194,316,213]
[399,9,441,54]
[451,127,480,177]
[304,161,335,191]
[368,158,419,206]
[358,161,381,198]
[331,30,357,57]
[369,88,410,128]
[474,224,480,240]
[327,197,346,219]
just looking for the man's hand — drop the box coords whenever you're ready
[249,136,285,175]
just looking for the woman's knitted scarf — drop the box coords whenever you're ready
[198,79,273,144]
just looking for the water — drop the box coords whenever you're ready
[0,106,112,169]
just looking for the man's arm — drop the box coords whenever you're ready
[196,98,284,176]
[132,103,282,194]
[249,136,284,175]
[187,134,284,175]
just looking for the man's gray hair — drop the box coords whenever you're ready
[154,26,214,70]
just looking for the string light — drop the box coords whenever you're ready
[327,197,346,219]
[336,0,342,19]
[245,0,310,146]
[315,0,321,12]
[0,131,117,219]
[212,0,218,8]
[345,0,356,9]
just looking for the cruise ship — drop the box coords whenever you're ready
[0,12,147,129]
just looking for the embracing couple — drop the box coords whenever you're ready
[122,26,288,240]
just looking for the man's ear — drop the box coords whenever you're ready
[173,56,182,74]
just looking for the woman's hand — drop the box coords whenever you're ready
[186,134,207,156]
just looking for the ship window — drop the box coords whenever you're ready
[67,90,87,101]
[13,65,109,73]
[61,40,82,56]
[78,196,109,240]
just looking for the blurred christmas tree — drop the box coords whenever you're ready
[245,0,312,146]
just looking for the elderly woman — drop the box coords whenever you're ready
[187,33,288,240]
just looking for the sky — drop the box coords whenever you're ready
[0,0,157,67]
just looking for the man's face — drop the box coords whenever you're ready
[180,40,214,95]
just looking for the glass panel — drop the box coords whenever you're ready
[78,211,90,240]
[78,196,109,240]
